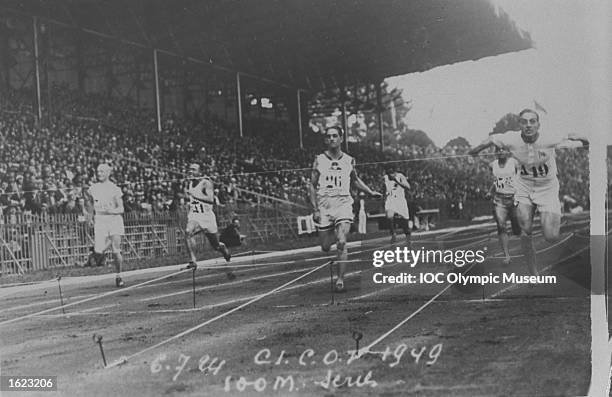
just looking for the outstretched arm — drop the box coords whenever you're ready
[468,137,495,156]
[351,160,382,198]
[566,133,589,147]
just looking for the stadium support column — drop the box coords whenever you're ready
[376,82,384,152]
[153,48,162,133]
[32,17,42,123]
[203,77,209,122]
[1,26,9,91]
[76,34,85,93]
[297,89,303,149]
[236,72,244,137]
[341,102,348,153]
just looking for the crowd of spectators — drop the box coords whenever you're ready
[0,86,592,220]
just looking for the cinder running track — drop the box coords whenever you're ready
[0,213,593,396]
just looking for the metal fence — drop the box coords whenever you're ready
[0,208,301,276]
[0,199,494,276]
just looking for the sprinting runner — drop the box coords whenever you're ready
[185,163,234,279]
[383,165,412,245]
[486,147,521,264]
[470,109,588,275]
[85,163,125,287]
[308,126,382,292]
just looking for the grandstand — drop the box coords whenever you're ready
[0,1,604,397]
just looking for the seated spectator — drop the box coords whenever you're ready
[0,86,590,217]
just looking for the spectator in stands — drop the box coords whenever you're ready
[0,86,590,219]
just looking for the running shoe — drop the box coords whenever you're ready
[220,243,231,262]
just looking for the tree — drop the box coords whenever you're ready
[397,128,435,148]
[445,136,470,148]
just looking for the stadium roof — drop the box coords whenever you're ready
[2,0,531,91]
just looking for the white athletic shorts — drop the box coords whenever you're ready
[385,197,410,219]
[187,211,218,234]
[317,195,354,231]
[514,177,561,215]
[94,214,124,253]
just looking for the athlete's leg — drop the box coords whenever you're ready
[509,207,522,236]
[334,222,351,290]
[110,235,123,273]
[398,217,411,245]
[540,211,561,243]
[515,202,537,275]
[386,209,397,243]
[319,227,336,252]
[534,179,562,243]
[205,232,231,260]
[110,235,124,287]
[205,232,234,279]
[90,229,111,267]
[493,201,511,264]
[185,220,202,266]
[93,225,111,259]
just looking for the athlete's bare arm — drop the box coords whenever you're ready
[393,174,411,190]
[351,160,382,198]
[83,188,95,224]
[468,137,496,156]
[564,133,589,147]
[486,182,496,199]
[308,169,319,210]
[308,158,320,220]
[190,179,216,205]
[109,192,124,215]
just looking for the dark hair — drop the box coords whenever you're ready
[518,109,539,121]
[324,126,344,137]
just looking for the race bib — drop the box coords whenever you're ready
[519,164,549,178]
[190,201,211,214]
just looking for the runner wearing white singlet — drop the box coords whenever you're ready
[308,126,382,292]
[383,166,412,244]
[184,163,234,279]
[486,148,520,264]
[470,109,588,275]
[85,163,125,287]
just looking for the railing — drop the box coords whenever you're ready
[0,208,301,276]
[0,198,498,276]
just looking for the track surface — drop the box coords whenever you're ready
[0,214,592,396]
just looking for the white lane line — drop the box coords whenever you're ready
[138,267,317,302]
[106,261,332,368]
[0,268,190,327]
